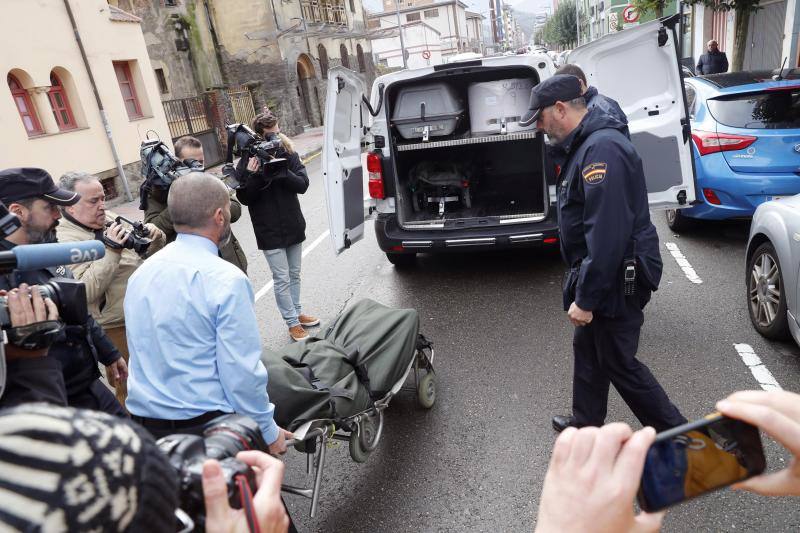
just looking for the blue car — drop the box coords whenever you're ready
[666,70,800,231]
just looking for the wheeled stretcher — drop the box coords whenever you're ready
[262,299,437,517]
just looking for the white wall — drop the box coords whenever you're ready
[372,24,444,68]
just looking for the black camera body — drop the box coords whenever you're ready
[0,278,88,327]
[156,414,268,527]
[223,124,287,189]
[140,139,203,190]
[104,215,152,257]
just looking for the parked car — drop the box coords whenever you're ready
[667,70,800,231]
[745,195,800,344]
[323,16,696,267]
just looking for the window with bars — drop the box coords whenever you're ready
[7,73,43,136]
[318,44,329,78]
[48,73,76,131]
[424,8,439,17]
[406,12,420,21]
[113,61,143,119]
[154,68,169,94]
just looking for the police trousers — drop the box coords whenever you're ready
[572,295,687,432]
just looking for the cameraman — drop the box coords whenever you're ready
[235,112,318,342]
[144,136,248,273]
[56,171,165,404]
[0,168,127,416]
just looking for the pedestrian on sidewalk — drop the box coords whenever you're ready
[520,75,687,434]
[143,136,248,274]
[696,40,728,75]
[234,111,319,342]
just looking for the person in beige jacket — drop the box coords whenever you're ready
[56,171,166,405]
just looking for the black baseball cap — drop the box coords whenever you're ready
[519,75,584,127]
[0,168,80,206]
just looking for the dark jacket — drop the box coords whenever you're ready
[584,86,630,138]
[144,187,248,273]
[1,357,68,408]
[696,51,728,75]
[235,151,309,250]
[551,106,662,318]
[0,239,121,397]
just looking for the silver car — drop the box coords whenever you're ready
[746,195,800,344]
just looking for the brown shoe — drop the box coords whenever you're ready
[289,325,309,342]
[298,314,320,327]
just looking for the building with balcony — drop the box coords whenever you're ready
[465,11,486,53]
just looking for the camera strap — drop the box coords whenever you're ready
[6,320,64,351]
[235,474,261,533]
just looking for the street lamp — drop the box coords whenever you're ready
[394,0,408,69]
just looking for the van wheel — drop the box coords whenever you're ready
[747,242,790,340]
[386,252,416,268]
[666,209,694,232]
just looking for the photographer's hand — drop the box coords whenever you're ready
[246,157,261,174]
[105,222,129,253]
[3,283,59,360]
[202,451,289,533]
[717,390,800,497]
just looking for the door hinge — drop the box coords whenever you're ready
[658,27,668,47]
[344,235,352,249]
[677,190,687,205]
[337,77,345,94]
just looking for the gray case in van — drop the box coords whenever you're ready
[391,83,463,141]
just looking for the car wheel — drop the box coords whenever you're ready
[386,252,416,268]
[665,209,694,232]
[747,242,790,340]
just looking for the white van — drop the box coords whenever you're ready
[323,15,696,267]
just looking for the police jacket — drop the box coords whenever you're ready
[696,51,728,75]
[144,187,248,274]
[552,106,663,318]
[235,150,309,251]
[584,86,630,138]
[0,239,121,397]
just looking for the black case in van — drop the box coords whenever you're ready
[391,83,464,141]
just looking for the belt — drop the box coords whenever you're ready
[131,410,230,431]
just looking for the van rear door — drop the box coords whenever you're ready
[568,15,697,209]
[322,67,368,254]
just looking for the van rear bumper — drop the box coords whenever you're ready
[375,213,560,253]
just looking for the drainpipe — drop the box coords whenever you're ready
[63,0,133,201]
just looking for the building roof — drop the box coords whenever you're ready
[108,5,141,23]
[368,0,470,18]
[465,11,485,19]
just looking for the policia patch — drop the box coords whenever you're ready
[582,162,608,185]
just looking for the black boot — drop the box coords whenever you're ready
[552,415,582,433]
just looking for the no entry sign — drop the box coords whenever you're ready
[422,50,431,59]
[622,5,639,23]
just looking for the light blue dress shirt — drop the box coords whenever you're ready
[124,233,279,444]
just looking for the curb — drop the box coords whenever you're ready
[300,147,322,164]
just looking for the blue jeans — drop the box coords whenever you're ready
[263,243,302,327]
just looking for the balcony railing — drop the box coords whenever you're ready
[301,0,347,25]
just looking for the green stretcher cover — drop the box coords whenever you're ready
[262,299,420,431]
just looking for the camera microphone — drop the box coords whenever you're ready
[0,241,106,273]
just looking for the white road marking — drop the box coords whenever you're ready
[734,343,783,391]
[255,230,331,302]
[664,242,702,284]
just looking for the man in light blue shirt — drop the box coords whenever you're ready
[125,172,289,454]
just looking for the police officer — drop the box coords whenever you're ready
[519,76,687,433]
[0,168,126,416]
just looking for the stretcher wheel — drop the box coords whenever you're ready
[417,372,436,409]
[349,429,370,463]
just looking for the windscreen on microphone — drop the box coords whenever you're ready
[9,241,106,271]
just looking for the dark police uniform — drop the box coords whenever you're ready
[0,238,126,416]
[552,105,687,432]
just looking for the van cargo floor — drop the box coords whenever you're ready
[403,185,545,226]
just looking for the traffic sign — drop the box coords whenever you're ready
[609,12,618,31]
[622,5,639,23]
[422,50,431,60]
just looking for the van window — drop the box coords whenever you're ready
[707,89,800,129]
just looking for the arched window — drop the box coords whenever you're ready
[8,73,42,136]
[340,44,350,69]
[356,44,366,73]
[318,44,329,79]
[48,73,76,131]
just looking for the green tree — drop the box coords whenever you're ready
[632,0,667,18]
[540,1,579,48]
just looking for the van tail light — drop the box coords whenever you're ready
[544,237,558,244]
[703,188,721,205]
[691,130,757,156]
[366,152,385,199]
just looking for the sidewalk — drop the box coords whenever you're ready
[111,126,324,220]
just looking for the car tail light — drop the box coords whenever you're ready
[544,237,558,244]
[691,130,757,156]
[390,245,404,252]
[703,188,722,205]
[366,152,385,199]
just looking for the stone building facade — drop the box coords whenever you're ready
[113,0,376,137]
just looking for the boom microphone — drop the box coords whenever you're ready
[0,241,106,273]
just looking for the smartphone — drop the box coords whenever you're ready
[637,413,766,512]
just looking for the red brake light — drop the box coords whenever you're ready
[544,237,558,244]
[691,130,757,156]
[703,188,721,205]
[366,152,385,199]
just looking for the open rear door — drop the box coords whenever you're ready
[568,15,696,209]
[323,67,367,254]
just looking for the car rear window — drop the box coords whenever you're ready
[707,89,800,129]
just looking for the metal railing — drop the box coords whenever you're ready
[226,86,257,126]
[162,96,212,139]
[300,0,347,25]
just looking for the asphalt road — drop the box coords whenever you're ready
[232,156,800,532]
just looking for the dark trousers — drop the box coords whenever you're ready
[68,379,128,417]
[572,296,687,432]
